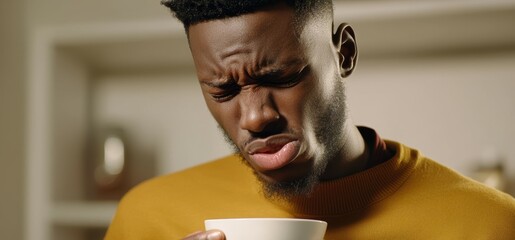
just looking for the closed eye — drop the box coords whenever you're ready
[202,79,240,102]
[211,89,239,102]
[262,65,309,88]
[210,85,241,102]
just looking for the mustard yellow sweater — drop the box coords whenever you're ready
[105,141,515,239]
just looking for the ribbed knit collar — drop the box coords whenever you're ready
[270,140,419,217]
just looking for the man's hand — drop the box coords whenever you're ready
[181,230,225,240]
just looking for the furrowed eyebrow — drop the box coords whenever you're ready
[200,59,305,87]
[253,61,304,80]
[201,78,237,88]
[255,68,285,78]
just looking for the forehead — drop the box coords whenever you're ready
[189,3,297,39]
[187,4,307,77]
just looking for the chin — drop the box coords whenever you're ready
[259,165,311,183]
[258,172,320,199]
[254,164,323,199]
[235,143,325,198]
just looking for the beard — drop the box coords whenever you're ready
[217,77,347,200]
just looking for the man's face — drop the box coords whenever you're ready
[188,3,347,197]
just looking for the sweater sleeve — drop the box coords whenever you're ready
[103,178,188,240]
[104,189,143,240]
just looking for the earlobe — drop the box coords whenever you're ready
[333,23,358,77]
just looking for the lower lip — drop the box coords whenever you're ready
[249,141,300,171]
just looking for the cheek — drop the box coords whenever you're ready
[274,78,318,130]
[203,95,241,140]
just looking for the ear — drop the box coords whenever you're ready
[332,23,358,77]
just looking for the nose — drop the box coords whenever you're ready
[239,88,281,135]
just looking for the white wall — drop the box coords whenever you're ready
[348,52,515,193]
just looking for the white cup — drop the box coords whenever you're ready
[204,218,327,240]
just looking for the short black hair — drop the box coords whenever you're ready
[161,0,333,31]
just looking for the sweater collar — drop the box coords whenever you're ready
[269,140,420,216]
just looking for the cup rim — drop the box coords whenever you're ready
[205,218,327,225]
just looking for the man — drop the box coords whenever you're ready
[105,1,515,239]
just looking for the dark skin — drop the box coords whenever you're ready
[183,3,364,240]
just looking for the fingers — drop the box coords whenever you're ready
[181,230,225,240]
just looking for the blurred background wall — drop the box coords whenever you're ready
[1,0,514,240]
[2,1,169,239]
[1,1,26,240]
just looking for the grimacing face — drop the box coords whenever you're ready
[187,3,356,198]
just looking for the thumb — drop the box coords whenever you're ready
[182,229,225,240]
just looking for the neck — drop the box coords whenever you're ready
[321,121,369,180]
